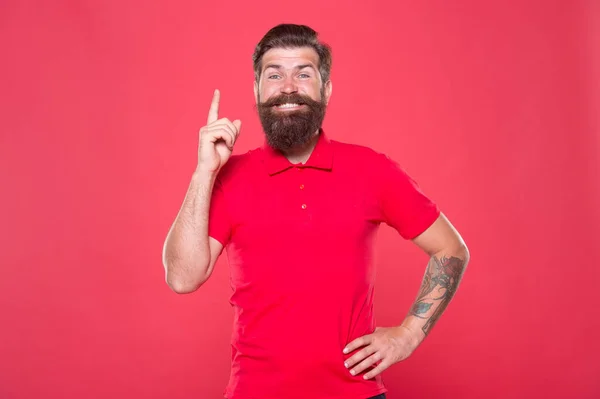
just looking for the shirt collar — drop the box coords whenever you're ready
[261,128,334,175]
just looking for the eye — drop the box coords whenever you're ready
[298,73,310,78]
[267,75,281,80]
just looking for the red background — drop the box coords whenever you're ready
[1,1,599,398]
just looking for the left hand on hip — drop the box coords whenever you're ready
[342,326,421,379]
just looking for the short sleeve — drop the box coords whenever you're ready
[208,176,232,246]
[375,153,440,239]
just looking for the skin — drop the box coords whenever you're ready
[254,47,332,164]
[163,46,470,381]
[161,89,240,294]
[342,214,469,379]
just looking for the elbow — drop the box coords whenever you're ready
[457,243,470,269]
[166,277,202,294]
[458,242,470,259]
[464,242,470,259]
[437,242,470,270]
[163,260,207,294]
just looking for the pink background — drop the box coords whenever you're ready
[1,1,598,398]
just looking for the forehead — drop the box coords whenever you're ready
[261,47,320,70]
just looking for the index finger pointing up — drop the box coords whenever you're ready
[207,89,220,125]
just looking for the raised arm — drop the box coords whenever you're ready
[162,90,241,293]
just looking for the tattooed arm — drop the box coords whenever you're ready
[402,213,469,339]
[343,213,469,378]
[343,213,469,379]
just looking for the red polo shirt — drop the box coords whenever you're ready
[209,129,440,399]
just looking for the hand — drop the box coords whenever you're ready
[197,89,242,173]
[342,326,422,380]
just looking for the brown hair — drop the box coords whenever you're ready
[252,24,332,84]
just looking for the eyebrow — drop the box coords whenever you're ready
[263,64,316,72]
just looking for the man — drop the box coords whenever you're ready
[162,24,469,399]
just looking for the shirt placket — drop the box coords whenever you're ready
[295,166,311,224]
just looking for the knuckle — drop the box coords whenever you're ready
[216,127,230,136]
[217,123,230,132]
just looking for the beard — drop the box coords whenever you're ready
[257,91,327,152]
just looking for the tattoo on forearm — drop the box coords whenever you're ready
[409,255,465,335]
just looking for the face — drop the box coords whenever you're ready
[255,47,332,151]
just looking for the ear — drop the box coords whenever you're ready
[254,81,259,104]
[323,80,333,105]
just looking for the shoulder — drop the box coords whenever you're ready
[330,139,400,169]
[330,139,425,194]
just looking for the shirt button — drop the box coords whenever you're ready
[301,204,307,210]
[299,184,305,190]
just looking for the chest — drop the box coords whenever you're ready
[223,168,382,292]
[228,167,380,245]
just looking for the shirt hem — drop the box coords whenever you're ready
[224,386,388,399]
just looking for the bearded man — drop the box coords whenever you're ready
[162,24,470,399]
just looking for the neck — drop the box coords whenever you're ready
[282,130,320,165]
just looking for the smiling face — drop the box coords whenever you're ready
[255,47,332,151]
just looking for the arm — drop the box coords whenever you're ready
[401,212,470,341]
[343,213,469,378]
[162,170,224,294]
[162,89,241,294]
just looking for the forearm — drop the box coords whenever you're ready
[162,168,217,290]
[401,245,470,342]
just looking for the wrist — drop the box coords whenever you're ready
[192,166,219,182]
[398,321,425,347]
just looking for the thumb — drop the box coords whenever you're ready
[233,119,242,133]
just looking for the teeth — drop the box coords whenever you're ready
[277,103,300,108]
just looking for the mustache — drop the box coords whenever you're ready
[259,93,319,107]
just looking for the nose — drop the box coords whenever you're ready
[280,76,298,94]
